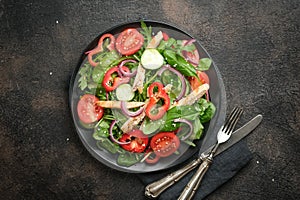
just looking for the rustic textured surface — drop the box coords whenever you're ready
[0,0,299,199]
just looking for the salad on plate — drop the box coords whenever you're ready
[75,21,216,167]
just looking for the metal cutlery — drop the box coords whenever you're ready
[145,108,262,199]
[177,107,243,200]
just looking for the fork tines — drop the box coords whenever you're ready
[222,107,244,134]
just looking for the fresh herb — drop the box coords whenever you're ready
[78,63,94,90]
[157,38,176,52]
[140,21,152,47]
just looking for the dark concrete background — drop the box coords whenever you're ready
[0,0,299,199]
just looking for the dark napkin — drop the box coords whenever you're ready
[137,139,253,200]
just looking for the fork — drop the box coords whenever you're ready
[178,107,243,200]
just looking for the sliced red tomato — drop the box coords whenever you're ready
[188,71,210,90]
[150,132,180,157]
[119,130,149,153]
[116,28,144,56]
[77,94,104,124]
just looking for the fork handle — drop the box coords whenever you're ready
[145,158,202,198]
[178,157,212,200]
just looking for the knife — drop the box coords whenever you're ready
[145,114,262,198]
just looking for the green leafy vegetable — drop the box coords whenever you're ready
[78,63,94,90]
[198,98,216,123]
[163,50,198,77]
[92,50,120,83]
[161,105,200,131]
[93,119,110,139]
[117,152,143,167]
[157,38,176,52]
[193,118,204,140]
[96,138,120,154]
[140,21,152,47]
[197,58,212,71]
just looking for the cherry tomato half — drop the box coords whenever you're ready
[150,132,180,157]
[119,130,149,153]
[77,94,104,124]
[116,28,144,56]
[188,71,210,90]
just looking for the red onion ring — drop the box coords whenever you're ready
[118,59,137,77]
[174,118,193,140]
[105,91,110,101]
[182,39,199,66]
[109,120,130,145]
[120,101,144,117]
[157,65,186,101]
[182,50,199,66]
[185,39,196,46]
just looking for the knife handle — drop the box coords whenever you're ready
[177,157,212,200]
[145,158,201,198]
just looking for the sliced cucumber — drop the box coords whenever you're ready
[115,84,135,101]
[141,49,164,70]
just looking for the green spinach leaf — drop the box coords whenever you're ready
[161,105,200,131]
[198,98,216,123]
[193,117,204,140]
[92,50,120,83]
[197,58,212,71]
[117,152,142,167]
[96,138,120,154]
[163,50,198,77]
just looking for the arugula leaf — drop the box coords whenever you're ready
[157,38,176,52]
[197,58,212,71]
[140,21,152,47]
[183,140,196,147]
[78,63,94,90]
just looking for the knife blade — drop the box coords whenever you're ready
[200,114,263,158]
[144,114,263,199]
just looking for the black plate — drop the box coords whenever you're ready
[69,20,226,173]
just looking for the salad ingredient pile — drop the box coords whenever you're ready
[76,21,215,167]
